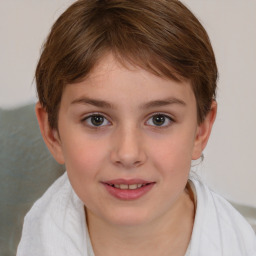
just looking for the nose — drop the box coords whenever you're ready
[110,126,147,169]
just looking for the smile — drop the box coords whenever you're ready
[102,179,155,200]
[107,183,149,190]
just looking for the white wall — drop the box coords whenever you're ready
[0,0,75,107]
[182,0,256,207]
[0,1,255,207]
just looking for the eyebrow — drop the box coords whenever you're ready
[71,97,113,108]
[140,98,186,109]
[71,97,186,109]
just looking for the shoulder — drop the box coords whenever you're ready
[188,177,256,256]
[24,172,73,219]
[17,172,87,256]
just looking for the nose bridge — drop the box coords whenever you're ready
[111,123,146,168]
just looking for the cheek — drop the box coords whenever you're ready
[62,137,110,206]
[153,145,191,174]
[61,135,109,178]
[147,133,193,189]
[149,131,195,175]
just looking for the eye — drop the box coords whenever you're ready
[83,114,110,127]
[146,114,173,127]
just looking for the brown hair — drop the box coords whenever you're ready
[36,0,218,129]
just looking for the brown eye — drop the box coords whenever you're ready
[146,114,173,127]
[152,115,166,126]
[91,115,104,126]
[84,114,110,127]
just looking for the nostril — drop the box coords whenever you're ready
[114,159,142,167]
[110,141,147,168]
[133,160,142,167]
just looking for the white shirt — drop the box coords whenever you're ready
[17,172,256,256]
[186,178,256,255]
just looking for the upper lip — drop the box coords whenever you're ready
[102,179,154,185]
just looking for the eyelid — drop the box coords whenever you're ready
[145,112,175,121]
[145,112,174,127]
[80,112,175,128]
[81,112,112,127]
[81,111,111,119]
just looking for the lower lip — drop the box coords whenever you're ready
[103,183,155,200]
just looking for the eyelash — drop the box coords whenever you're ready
[146,113,174,128]
[81,113,174,128]
[82,113,111,128]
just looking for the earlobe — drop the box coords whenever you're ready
[192,101,217,160]
[35,102,65,164]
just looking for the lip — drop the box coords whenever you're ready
[102,179,155,200]
[103,178,152,185]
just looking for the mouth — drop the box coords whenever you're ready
[105,183,153,190]
[102,179,156,200]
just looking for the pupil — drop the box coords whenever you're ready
[92,115,104,126]
[153,115,165,126]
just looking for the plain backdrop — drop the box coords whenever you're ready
[0,0,255,207]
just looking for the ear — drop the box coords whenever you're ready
[35,102,65,164]
[192,100,217,160]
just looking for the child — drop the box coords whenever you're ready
[17,0,256,255]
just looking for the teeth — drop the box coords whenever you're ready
[112,184,144,190]
[128,184,138,190]
[120,184,129,189]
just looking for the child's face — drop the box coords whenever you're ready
[38,54,215,226]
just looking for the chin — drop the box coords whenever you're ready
[103,207,155,227]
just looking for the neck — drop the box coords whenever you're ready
[86,187,195,256]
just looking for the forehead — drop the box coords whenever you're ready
[62,53,196,109]
[87,52,184,83]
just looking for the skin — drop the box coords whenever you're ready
[36,54,217,256]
